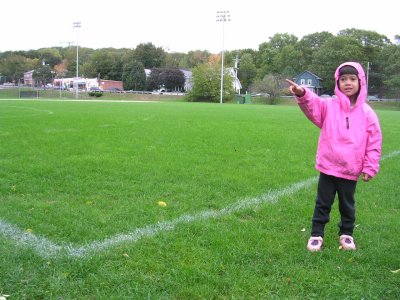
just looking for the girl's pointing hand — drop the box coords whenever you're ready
[286,79,305,97]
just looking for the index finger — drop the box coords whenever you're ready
[285,79,299,87]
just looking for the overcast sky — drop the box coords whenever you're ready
[1,0,397,54]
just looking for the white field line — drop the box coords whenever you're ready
[0,220,62,257]
[0,105,54,117]
[381,150,400,161]
[0,98,158,103]
[0,150,399,259]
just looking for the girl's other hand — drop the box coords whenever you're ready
[286,79,305,97]
[362,173,372,182]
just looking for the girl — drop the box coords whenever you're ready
[286,62,382,251]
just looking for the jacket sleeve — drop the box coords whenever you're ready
[296,88,326,129]
[362,109,382,177]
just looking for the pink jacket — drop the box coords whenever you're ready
[296,62,382,181]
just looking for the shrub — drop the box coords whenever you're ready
[88,91,103,97]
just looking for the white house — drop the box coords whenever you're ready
[227,67,242,94]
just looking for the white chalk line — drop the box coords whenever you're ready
[1,150,399,259]
[381,150,400,161]
[0,98,159,103]
[0,177,317,259]
[0,105,53,118]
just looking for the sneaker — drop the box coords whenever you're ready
[339,235,356,250]
[307,236,323,252]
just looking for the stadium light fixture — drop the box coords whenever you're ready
[73,21,81,99]
[216,11,231,104]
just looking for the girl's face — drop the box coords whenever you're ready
[339,74,360,101]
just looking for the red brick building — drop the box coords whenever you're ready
[99,79,123,91]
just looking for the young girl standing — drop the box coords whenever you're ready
[286,62,382,251]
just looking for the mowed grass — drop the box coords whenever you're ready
[0,99,399,299]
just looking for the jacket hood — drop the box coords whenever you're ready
[334,62,367,111]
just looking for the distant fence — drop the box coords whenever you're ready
[0,86,186,101]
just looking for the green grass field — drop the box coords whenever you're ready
[0,99,399,299]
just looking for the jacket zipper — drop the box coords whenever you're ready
[346,116,349,129]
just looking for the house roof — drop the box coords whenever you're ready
[295,70,323,81]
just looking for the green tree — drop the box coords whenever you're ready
[134,43,166,68]
[82,48,123,80]
[311,36,365,92]
[238,53,257,93]
[80,60,98,78]
[187,63,234,102]
[378,45,400,98]
[297,31,334,68]
[181,50,211,68]
[338,28,391,48]
[249,74,285,104]
[269,33,298,49]
[0,52,37,83]
[338,29,391,96]
[122,60,146,91]
[63,47,95,78]
[257,33,298,77]
[147,68,185,92]
[21,48,62,67]
[37,48,63,66]
[165,52,186,68]
[161,68,185,91]
[33,64,54,86]
[273,44,303,76]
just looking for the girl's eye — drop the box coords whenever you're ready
[340,76,357,82]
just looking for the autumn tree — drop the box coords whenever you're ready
[54,59,68,78]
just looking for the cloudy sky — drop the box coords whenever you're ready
[1,0,397,54]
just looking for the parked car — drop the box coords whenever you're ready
[367,95,380,101]
[251,93,269,97]
[107,87,122,92]
[89,87,103,92]
[320,94,331,98]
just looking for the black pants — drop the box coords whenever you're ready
[311,172,358,237]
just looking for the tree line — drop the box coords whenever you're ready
[1,28,399,99]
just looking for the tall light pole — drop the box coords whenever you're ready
[73,21,81,99]
[216,11,231,104]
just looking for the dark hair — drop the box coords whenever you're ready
[339,65,358,76]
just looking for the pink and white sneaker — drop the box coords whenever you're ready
[307,236,323,252]
[339,235,356,250]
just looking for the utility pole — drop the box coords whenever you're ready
[366,61,371,98]
[234,54,240,94]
